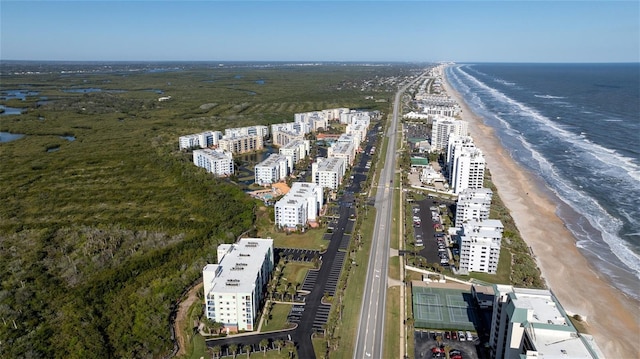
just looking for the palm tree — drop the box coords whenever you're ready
[287,285,297,301]
[229,344,238,359]
[243,344,251,358]
[274,339,284,353]
[259,339,269,356]
[211,345,222,359]
[286,341,295,358]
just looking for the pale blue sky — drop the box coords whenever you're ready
[1,1,638,62]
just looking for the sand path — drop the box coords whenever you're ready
[174,282,204,357]
[442,69,639,357]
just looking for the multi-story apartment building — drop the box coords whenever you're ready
[279,139,310,169]
[327,141,356,167]
[455,188,493,227]
[450,147,485,195]
[218,134,264,155]
[179,131,222,150]
[272,128,305,147]
[224,125,269,139]
[294,111,328,132]
[489,285,602,359]
[346,123,368,144]
[192,148,234,176]
[458,219,503,274]
[339,110,371,125]
[447,134,476,181]
[202,238,274,333]
[254,153,289,186]
[312,157,346,190]
[431,117,468,151]
[274,182,323,229]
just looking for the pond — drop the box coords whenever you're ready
[62,88,128,93]
[0,131,26,143]
[0,106,25,116]
[0,90,40,101]
[60,135,76,141]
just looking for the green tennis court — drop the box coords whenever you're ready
[412,284,478,331]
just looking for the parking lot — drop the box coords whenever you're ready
[414,330,484,359]
[411,198,455,266]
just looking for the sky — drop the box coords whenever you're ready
[1,1,639,63]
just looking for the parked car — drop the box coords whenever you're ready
[451,331,458,340]
[444,331,450,339]
[466,331,473,341]
[458,331,465,341]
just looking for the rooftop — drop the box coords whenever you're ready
[203,238,273,294]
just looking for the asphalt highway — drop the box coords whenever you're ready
[353,73,426,359]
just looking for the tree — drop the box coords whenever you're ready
[211,345,222,359]
[275,339,284,353]
[229,344,238,359]
[287,285,297,301]
[286,341,295,358]
[243,344,252,358]
[259,339,269,356]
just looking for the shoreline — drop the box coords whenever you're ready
[441,66,639,357]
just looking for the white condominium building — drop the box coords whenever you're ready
[271,122,310,136]
[224,125,269,139]
[340,110,371,125]
[179,131,222,150]
[451,147,485,195]
[447,134,476,181]
[455,188,493,227]
[202,238,274,333]
[218,134,264,154]
[490,285,603,359]
[255,154,289,186]
[337,133,360,150]
[274,182,323,229]
[327,141,356,166]
[312,157,346,190]
[294,111,328,132]
[272,128,305,147]
[322,108,350,121]
[346,123,368,143]
[279,140,310,169]
[431,117,468,151]
[458,219,503,274]
[193,149,234,177]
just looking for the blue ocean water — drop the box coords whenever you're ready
[445,63,640,300]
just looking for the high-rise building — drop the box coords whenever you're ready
[455,188,493,227]
[431,117,468,151]
[451,147,485,195]
[458,220,503,274]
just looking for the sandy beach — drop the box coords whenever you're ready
[442,69,640,357]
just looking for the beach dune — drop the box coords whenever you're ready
[442,69,639,358]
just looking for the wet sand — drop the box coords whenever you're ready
[442,68,639,357]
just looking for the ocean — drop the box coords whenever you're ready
[445,63,640,300]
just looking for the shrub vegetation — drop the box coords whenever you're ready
[0,62,413,358]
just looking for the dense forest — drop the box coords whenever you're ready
[0,63,414,358]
